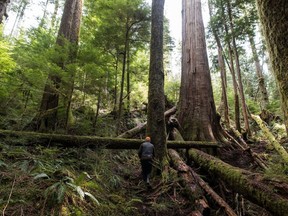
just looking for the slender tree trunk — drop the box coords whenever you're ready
[93,88,101,133]
[113,54,119,114]
[0,0,10,24]
[255,0,288,133]
[9,0,28,37]
[178,0,223,141]
[221,0,241,132]
[208,1,230,126]
[147,0,167,165]
[51,0,59,29]
[39,0,49,27]
[126,42,131,112]
[227,0,250,135]
[248,34,269,110]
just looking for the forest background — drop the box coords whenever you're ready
[0,0,287,215]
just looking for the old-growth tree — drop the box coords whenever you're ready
[147,0,167,165]
[38,0,82,131]
[256,0,288,134]
[178,0,223,141]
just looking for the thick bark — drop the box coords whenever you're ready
[251,114,288,164]
[256,0,288,134]
[188,148,288,216]
[147,0,167,164]
[178,0,223,142]
[0,130,220,149]
[0,0,9,24]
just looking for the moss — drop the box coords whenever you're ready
[188,148,288,216]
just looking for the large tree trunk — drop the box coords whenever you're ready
[188,148,288,216]
[38,0,82,132]
[178,0,223,141]
[147,0,167,165]
[256,0,288,134]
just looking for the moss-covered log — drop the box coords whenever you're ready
[0,130,221,149]
[168,149,210,215]
[188,148,288,216]
[251,114,288,164]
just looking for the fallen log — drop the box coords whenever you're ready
[168,149,210,216]
[118,106,177,138]
[251,114,288,164]
[225,126,268,170]
[0,129,221,149]
[188,148,288,216]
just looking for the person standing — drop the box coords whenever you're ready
[138,137,154,186]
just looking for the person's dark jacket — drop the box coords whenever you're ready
[138,141,154,160]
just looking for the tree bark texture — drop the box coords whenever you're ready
[178,0,222,141]
[0,0,9,24]
[147,0,167,163]
[256,0,288,134]
[38,0,82,131]
[188,148,288,216]
[0,130,221,149]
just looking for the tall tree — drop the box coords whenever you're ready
[226,0,250,135]
[147,0,167,165]
[38,0,82,131]
[255,0,288,133]
[178,0,223,141]
[0,0,9,24]
[208,0,230,126]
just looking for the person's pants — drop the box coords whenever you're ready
[140,159,152,183]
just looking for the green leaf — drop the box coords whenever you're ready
[57,184,66,204]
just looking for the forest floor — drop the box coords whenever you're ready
[0,137,288,215]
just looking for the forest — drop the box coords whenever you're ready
[0,0,288,215]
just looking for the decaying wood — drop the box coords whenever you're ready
[225,126,268,170]
[168,149,210,216]
[118,106,177,138]
[189,167,237,216]
[188,148,288,216]
[251,114,288,164]
[0,129,221,149]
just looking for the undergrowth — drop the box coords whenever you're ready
[0,143,195,216]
